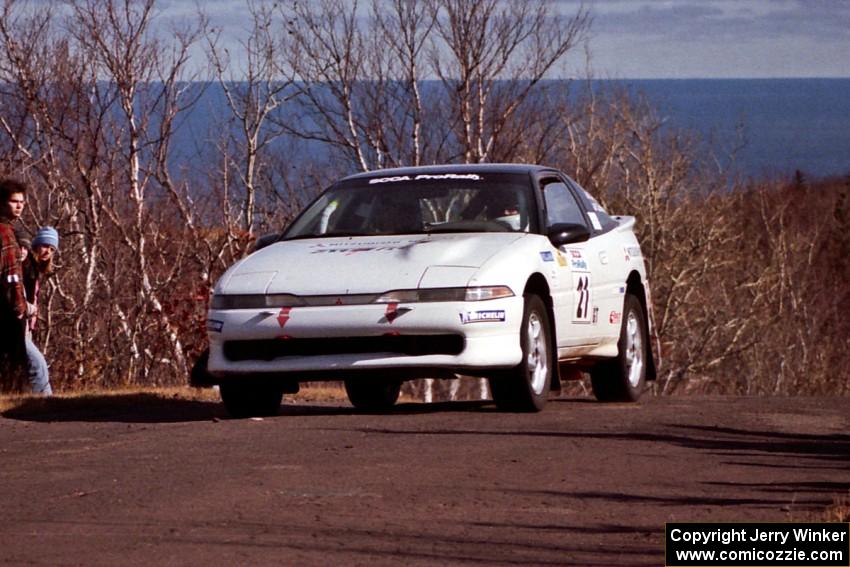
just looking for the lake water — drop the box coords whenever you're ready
[618,78,850,179]
[182,79,850,181]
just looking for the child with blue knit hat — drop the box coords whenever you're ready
[32,226,59,251]
[21,225,57,396]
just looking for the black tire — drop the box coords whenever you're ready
[489,294,552,412]
[591,294,647,402]
[344,379,401,412]
[189,348,214,387]
[219,379,284,418]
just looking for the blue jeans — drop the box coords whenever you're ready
[25,336,52,396]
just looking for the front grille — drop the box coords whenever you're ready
[223,335,465,362]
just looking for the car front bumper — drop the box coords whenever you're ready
[205,297,524,379]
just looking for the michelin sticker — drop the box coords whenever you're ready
[460,310,506,324]
[539,251,554,262]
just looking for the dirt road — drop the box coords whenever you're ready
[1,394,848,566]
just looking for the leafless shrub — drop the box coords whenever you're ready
[0,0,846,399]
[1,0,212,388]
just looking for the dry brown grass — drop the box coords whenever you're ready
[0,393,27,413]
[792,491,850,523]
[0,386,215,413]
[822,492,850,522]
[290,383,350,403]
[0,383,353,414]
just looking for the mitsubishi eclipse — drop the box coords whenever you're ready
[193,164,656,417]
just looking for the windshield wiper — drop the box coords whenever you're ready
[424,226,480,234]
[280,231,369,241]
[424,220,511,233]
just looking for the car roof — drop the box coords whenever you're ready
[340,163,560,182]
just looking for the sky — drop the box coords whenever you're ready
[162,0,850,79]
[567,0,850,78]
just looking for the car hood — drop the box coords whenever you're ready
[217,233,525,295]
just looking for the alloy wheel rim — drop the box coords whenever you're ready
[526,312,548,395]
[625,311,644,387]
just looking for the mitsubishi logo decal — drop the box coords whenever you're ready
[385,303,400,324]
[277,307,292,328]
[382,303,412,324]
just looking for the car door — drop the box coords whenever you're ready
[564,177,629,345]
[539,176,609,349]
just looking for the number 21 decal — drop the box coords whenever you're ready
[573,274,591,323]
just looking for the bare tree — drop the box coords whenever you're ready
[372,0,436,166]
[427,0,589,163]
[204,0,297,237]
[0,0,211,387]
[281,0,589,169]
[0,0,117,382]
[65,0,206,381]
[282,0,375,170]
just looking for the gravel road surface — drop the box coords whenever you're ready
[1,394,848,566]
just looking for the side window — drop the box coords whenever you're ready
[542,180,586,227]
[568,178,618,233]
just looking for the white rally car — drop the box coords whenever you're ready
[194,164,656,417]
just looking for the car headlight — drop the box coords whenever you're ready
[374,286,514,303]
[210,286,515,309]
[210,294,304,310]
[462,286,515,301]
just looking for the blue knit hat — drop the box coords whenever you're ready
[32,226,59,251]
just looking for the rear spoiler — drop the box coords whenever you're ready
[613,215,636,232]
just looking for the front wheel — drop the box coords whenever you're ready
[344,378,402,412]
[189,348,214,387]
[219,379,284,418]
[489,294,552,412]
[591,293,647,402]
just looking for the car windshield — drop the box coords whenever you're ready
[283,172,535,239]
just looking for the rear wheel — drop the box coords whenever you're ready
[489,294,552,412]
[591,294,647,402]
[219,379,284,418]
[344,378,402,411]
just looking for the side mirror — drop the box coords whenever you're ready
[547,223,591,246]
[253,233,280,252]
